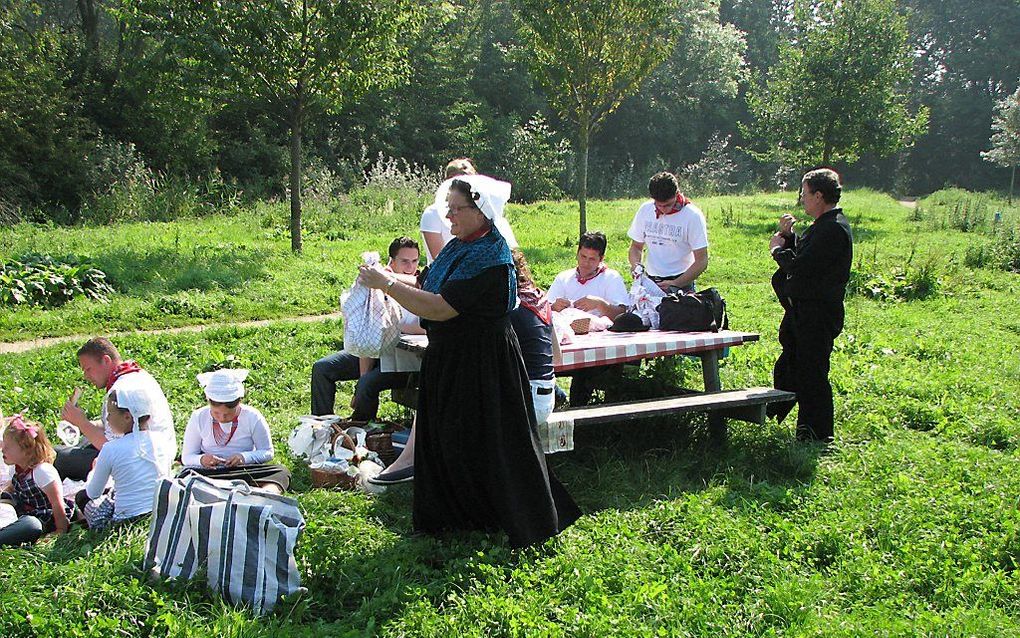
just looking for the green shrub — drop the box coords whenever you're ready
[0,253,115,307]
[848,261,942,302]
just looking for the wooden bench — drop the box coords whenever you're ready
[538,387,796,452]
[545,387,795,428]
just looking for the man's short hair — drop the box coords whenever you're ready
[77,337,120,362]
[388,236,420,260]
[445,158,477,179]
[802,168,842,204]
[648,172,679,201]
[577,231,608,257]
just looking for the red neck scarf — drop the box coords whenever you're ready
[655,193,692,219]
[106,360,143,390]
[518,284,552,325]
[211,411,240,447]
[575,263,606,285]
[460,222,492,243]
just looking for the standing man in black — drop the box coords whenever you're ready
[768,168,853,442]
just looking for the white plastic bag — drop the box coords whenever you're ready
[287,415,342,465]
[341,252,403,358]
[629,276,663,329]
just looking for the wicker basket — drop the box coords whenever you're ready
[570,316,591,335]
[365,424,405,466]
[310,466,358,489]
[310,426,359,489]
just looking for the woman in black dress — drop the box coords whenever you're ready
[358,176,579,548]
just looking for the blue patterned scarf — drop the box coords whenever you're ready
[422,223,517,312]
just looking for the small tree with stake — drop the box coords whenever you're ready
[515,0,675,236]
[982,86,1020,204]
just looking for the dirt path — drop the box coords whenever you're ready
[0,312,342,355]
[898,198,918,209]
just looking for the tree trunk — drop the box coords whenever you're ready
[77,0,99,54]
[289,92,304,253]
[577,123,590,237]
[1010,165,1016,205]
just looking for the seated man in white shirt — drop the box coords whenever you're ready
[627,171,709,293]
[548,233,633,408]
[56,337,177,481]
[311,236,426,420]
[548,231,630,320]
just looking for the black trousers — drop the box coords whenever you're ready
[771,298,844,441]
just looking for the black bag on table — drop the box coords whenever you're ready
[656,288,728,332]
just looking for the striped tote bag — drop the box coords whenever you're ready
[143,474,305,614]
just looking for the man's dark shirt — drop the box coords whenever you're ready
[772,208,853,303]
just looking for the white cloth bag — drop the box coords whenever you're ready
[143,474,305,615]
[341,252,403,358]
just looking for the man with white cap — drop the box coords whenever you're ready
[56,337,176,481]
[179,368,291,493]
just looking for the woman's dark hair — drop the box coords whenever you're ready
[577,231,608,257]
[208,398,241,409]
[448,179,481,206]
[802,168,842,204]
[648,172,679,201]
[511,248,539,290]
[388,236,419,259]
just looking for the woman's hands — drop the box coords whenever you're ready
[201,453,227,468]
[358,263,393,290]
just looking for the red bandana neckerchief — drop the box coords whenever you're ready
[106,360,143,390]
[575,263,607,285]
[518,284,552,325]
[655,193,692,219]
[211,412,240,447]
[461,222,492,243]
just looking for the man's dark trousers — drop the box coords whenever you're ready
[772,297,844,441]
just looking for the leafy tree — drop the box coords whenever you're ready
[899,0,1020,193]
[982,87,1020,203]
[516,0,675,235]
[744,0,928,169]
[151,0,425,251]
[592,0,746,195]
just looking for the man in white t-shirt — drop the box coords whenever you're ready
[311,236,426,419]
[548,231,630,320]
[56,337,177,481]
[627,171,709,293]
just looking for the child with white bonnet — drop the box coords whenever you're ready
[178,369,291,493]
[78,380,173,530]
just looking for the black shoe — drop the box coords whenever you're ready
[368,465,414,485]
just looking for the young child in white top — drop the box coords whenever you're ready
[80,382,173,529]
[179,369,291,493]
[0,414,75,546]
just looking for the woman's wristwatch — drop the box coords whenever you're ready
[385,278,398,293]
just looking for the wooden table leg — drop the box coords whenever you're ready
[700,349,727,445]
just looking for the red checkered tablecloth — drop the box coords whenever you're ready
[556,329,758,372]
[396,330,758,373]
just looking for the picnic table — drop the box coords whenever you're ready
[392,329,794,452]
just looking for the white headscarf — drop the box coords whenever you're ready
[112,381,172,473]
[197,368,249,403]
[433,174,518,246]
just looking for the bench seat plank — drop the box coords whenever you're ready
[545,387,795,427]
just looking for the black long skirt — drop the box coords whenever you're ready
[413,320,580,548]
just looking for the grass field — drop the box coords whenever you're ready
[1,188,1019,636]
